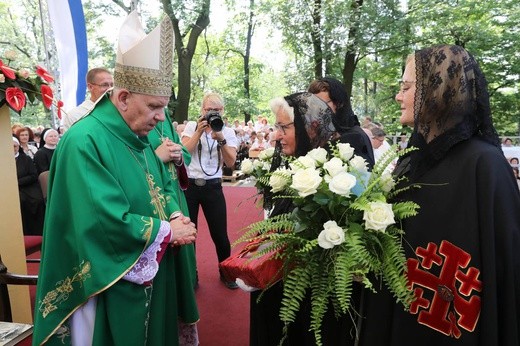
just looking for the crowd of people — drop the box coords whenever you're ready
[6,9,519,345]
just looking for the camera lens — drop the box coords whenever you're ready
[206,111,224,132]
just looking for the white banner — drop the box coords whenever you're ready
[47,0,88,114]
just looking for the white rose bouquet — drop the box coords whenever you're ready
[236,143,419,345]
[240,146,281,210]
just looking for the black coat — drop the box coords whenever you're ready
[33,146,55,175]
[358,138,520,346]
[16,152,45,235]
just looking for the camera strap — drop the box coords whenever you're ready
[197,134,221,177]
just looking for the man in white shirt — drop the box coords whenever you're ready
[61,67,113,131]
[181,92,239,289]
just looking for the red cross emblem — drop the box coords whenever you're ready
[407,240,481,338]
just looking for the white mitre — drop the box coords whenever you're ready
[114,11,174,97]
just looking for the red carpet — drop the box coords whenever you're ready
[26,186,262,345]
[195,186,263,346]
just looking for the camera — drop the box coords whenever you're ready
[205,110,224,132]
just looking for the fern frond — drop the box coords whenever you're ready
[392,201,420,219]
[334,250,355,314]
[233,213,294,246]
[279,265,311,324]
[309,265,331,346]
[379,233,414,308]
[371,144,400,176]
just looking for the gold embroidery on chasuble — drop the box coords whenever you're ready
[140,217,154,241]
[39,261,92,318]
[127,147,170,222]
[55,324,70,343]
[145,172,168,220]
[167,162,178,182]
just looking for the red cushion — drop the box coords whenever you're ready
[24,236,42,255]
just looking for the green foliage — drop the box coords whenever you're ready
[188,31,288,122]
[266,0,519,136]
[6,0,518,135]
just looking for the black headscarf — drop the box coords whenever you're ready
[320,77,361,130]
[396,45,501,181]
[265,92,336,212]
[284,92,336,157]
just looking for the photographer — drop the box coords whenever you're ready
[181,92,239,289]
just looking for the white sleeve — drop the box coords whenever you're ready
[181,121,197,139]
[224,127,239,149]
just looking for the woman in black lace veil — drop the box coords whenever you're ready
[358,45,520,346]
[250,92,360,345]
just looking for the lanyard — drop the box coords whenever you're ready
[197,132,221,176]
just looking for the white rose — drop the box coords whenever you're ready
[363,201,395,232]
[290,167,322,197]
[349,155,368,173]
[262,161,271,171]
[259,147,275,160]
[291,156,316,172]
[323,157,346,178]
[379,173,395,193]
[253,160,264,169]
[329,172,357,196]
[307,147,328,165]
[241,159,254,174]
[318,220,346,249]
[337,143,355,161]
[269,168,291,193]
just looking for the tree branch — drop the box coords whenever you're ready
[111,0,131,13]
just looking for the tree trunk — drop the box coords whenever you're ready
[341,0,363,96]
[363,77,368,115]
[311,0,323,79]
[243,0,255,124]
[162,0,210,122]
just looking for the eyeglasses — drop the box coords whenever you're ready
[204,107,223,113]
[398,80,415,93]
[91,82,114,88]
[372,137,385,142]
[274,122,294,135]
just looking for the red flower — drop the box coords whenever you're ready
[40,84,54,109]
[36,65,54,83]
[57,100,64,119]
[5,87,26,111]
[0,60,16,80]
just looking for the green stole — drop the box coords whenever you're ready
[148,112,198,286]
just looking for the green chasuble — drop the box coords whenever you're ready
[33,96,199,345]
[148,113,198,287]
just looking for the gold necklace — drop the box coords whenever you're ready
[127,146,168,220]
[154,122,165,141]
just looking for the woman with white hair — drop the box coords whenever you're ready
[249,92,360,345]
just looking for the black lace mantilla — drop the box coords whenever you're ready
[397,45,500,181]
